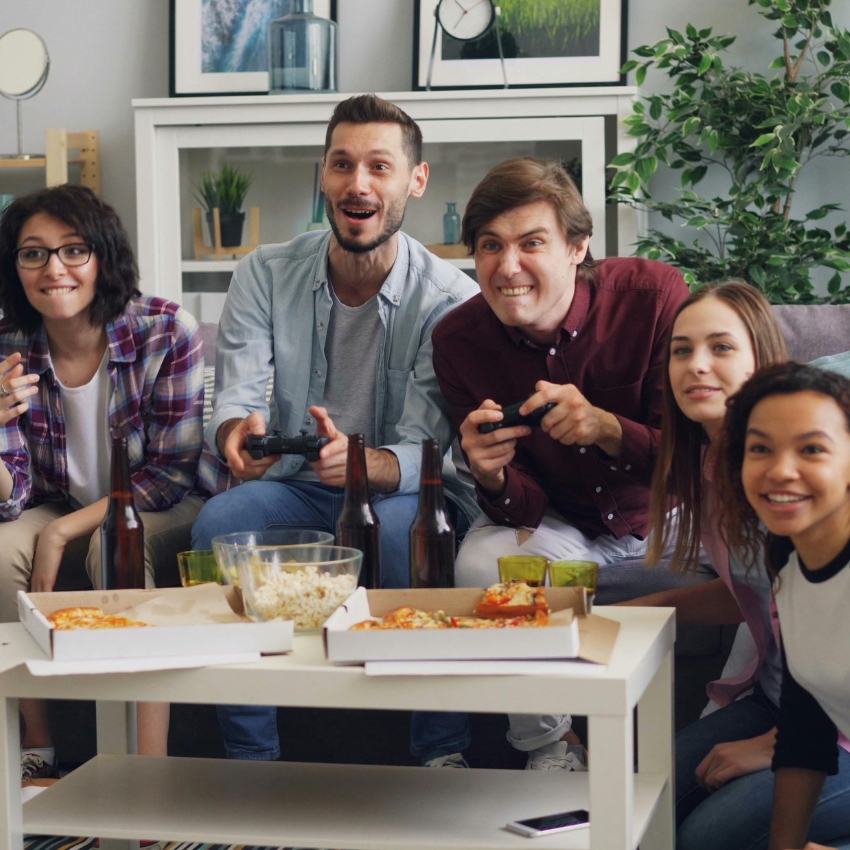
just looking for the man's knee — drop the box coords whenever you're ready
[455,524,519,588]
[192,489,248,549]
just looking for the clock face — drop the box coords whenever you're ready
[437,0,495,42]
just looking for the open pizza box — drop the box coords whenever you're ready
[18,584,293,662]
[323,587,620,665]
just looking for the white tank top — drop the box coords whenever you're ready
[55,350,112,508]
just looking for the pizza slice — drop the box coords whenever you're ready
[47,606,150,630]
[473,580,549,619]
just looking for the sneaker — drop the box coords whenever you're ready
[21,752,60,782]
[525,741,587,771]
[424,752,470,768]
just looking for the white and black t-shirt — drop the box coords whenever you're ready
[769,534,850,775]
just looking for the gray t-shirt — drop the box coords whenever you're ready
[293,284,382,480]
[323,286,382,446]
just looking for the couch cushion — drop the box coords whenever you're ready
[199,321,218,366]
[809,349,850,377]
[773,305,850,362]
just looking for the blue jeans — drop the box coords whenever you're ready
[677,687,850,850]
[192,478,467,761]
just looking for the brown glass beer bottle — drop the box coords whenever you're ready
[100,436,145,589]
[410,438,455,588]
[336,433,381,589]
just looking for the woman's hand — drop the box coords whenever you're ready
[0,352,39,425]
[696,727,776,792]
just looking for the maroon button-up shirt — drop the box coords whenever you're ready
[432,258,688,539]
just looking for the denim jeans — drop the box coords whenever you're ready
[677,687,850,850]
[192,478,468,760]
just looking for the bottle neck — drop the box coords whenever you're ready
[108,436,133,504]
[290,0,313,14]
[418,438,447,510]
[344,434,372,507]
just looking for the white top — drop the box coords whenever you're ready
[56,350,112,508]
[774,548,850,740]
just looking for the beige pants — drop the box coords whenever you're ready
[0,494,205,622]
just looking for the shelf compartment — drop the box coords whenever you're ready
[23,754,666,850]
[181,257,475,273]
[182,260,240,273]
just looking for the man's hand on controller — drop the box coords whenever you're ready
[460,399,531,497]
[309,405,349,487]
[220,412,281,479]
[525,381,623,458]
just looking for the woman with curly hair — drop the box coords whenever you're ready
[0,184,205,773]
[717,362,850,849]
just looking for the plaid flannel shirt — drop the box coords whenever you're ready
[0,296,204,520]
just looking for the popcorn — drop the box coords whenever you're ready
[250,564,358,630]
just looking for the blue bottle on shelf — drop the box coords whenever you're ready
[443,202,461,245]
[268,0,338,93]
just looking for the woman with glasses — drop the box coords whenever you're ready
[0,184,205,773]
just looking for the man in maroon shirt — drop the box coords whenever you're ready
[426,157,689,770]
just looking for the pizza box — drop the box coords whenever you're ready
[18,583,293,662]
[323,587,619,665]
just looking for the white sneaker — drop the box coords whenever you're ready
[525,741,587,771]
[424,752,470,768]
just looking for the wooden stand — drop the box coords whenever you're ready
[425,243,471,260]
[193,206,260,261]
[0,129,100,194]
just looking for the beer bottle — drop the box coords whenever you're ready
[410,438,455,588]
[100,436,145,589]
[336,433,381,589]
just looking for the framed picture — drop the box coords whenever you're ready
[170,0,336,96]
[413,0,626,90]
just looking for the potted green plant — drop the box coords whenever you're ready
[609,0,850,303]
[195,164,252,248]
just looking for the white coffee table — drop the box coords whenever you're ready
[0,606,675,850]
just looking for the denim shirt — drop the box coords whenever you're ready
[205,229,480,522]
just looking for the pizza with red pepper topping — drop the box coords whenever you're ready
[473,580,549,619]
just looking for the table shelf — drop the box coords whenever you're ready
[1,607,675,850]
[23,754,667,850]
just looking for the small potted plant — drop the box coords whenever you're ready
[195,164,252,248]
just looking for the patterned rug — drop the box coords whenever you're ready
[24,841,327,850]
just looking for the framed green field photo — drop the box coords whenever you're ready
[414,0,626,89]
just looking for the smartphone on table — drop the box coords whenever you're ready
[505,809,590,837]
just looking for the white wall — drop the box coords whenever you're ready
[0,0,170,250]
[1,0,847,275]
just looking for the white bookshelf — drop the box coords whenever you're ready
[133,88,640,314]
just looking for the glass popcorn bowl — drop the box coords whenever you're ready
[236,544,362,631]
[212,529,335,586]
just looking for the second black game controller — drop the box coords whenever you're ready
[246,430,330,462]
[477,400,557,434]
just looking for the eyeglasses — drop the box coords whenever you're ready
[14,243,94,270]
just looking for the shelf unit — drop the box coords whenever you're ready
[133,89,640,317]
[0,129,100,194]
[0,605,675,850]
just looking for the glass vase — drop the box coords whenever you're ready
[443,202,461,245]
[268,0,338,94]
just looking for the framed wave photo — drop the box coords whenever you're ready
[413,0,626,90]
[170,0,336,96]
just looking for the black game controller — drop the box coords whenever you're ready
[246,430,331,462]
[477,400,557,434]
